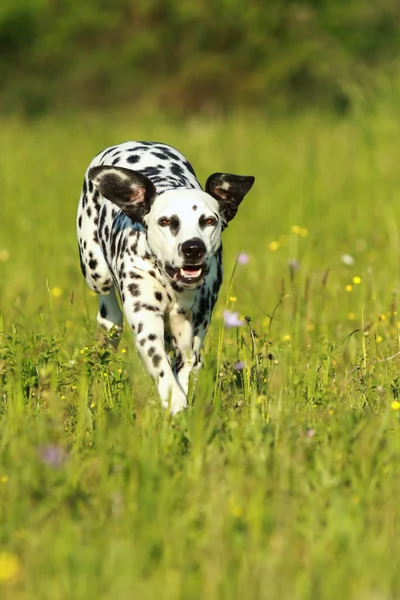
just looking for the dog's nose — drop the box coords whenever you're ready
[181,238,206,261]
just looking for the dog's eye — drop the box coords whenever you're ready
[204,217,216,226]
[158,218,171,226]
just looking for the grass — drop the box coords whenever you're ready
[1,102,400,599]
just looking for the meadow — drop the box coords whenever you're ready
[1,100,400,599]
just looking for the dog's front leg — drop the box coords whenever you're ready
[170,309,196,398]
[124,307,188,415]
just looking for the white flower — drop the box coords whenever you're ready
[341,254,355,266]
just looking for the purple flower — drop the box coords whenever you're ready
[38,445,67,468]
[237,252,250,265]
[234,360,245,371]
[223,310,244,328]
[288,258,300,271]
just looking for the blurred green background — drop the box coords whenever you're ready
[1,0,400,117]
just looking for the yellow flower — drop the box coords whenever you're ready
[391,401,400,411]
[117,368,123,374]
[0,475,8,483]
[90,402,95,409]
[121,348,127,354]
[352,276,361,285]
[306,323,315,332]
[268,241,279,251]
[345,284,352,292]
[291,225,301,235]
[379,314,387,321]
[0,249,10,262]
[0,552,21,581]
[51,287,63,298]
[229,296,237,302]
[282,334,291,342]
[299,227,308,237]
[376,335,383,344]
[348,312,356,320]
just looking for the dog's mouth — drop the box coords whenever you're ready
[165,263,206,287]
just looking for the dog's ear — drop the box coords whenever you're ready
[205,173,255,226]
[88,166,156,222]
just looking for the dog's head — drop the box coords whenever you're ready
[89,166,254,289]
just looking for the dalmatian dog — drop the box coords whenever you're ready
[77,141,254,414]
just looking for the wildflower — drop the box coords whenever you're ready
[352,276,361,285]
[0,475,8,483]
[234,360,245,371]
[348,312,356,320]
[51,287,63,298]
[376,335,383,343]
[282,334,291,342]
[0,552,21,581]
[379,314,386,321]
[229,296,237,303]
[237,252,250,265]
[223,310,244,328]
[306,323,315,332]
[291,225,301,235]
[268,241,279,251]
[299,227,308,237]
[121,348,127,354]
[306,428,315,438]
[38,445,67,468]
[341,254,355,266]
[0,249,10,262]
[90,402,95,409]
[117,368,123,374]
[345,285,352,292]
[391,401,400,411]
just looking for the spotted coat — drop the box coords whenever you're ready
[77,141,254,414]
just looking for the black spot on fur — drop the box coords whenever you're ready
[159,371,164,378]
[148,346,155,357]
[184,159,196,176]
[171,163,184,177]
[152,151,168,160]
[148,333,156,341]
[152,354,162,368]
[134,301,142,312]
[192,205,197,211]
[169,215,180,237]
[138,323,143,334]
[89,258,98,270]
[78,215,82,228]
[127,154,140,164]
[112,157,120,165]
[142,303,160,313]
[128,283,140,296]
[100,304,107,318]
[154,291,162,302]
